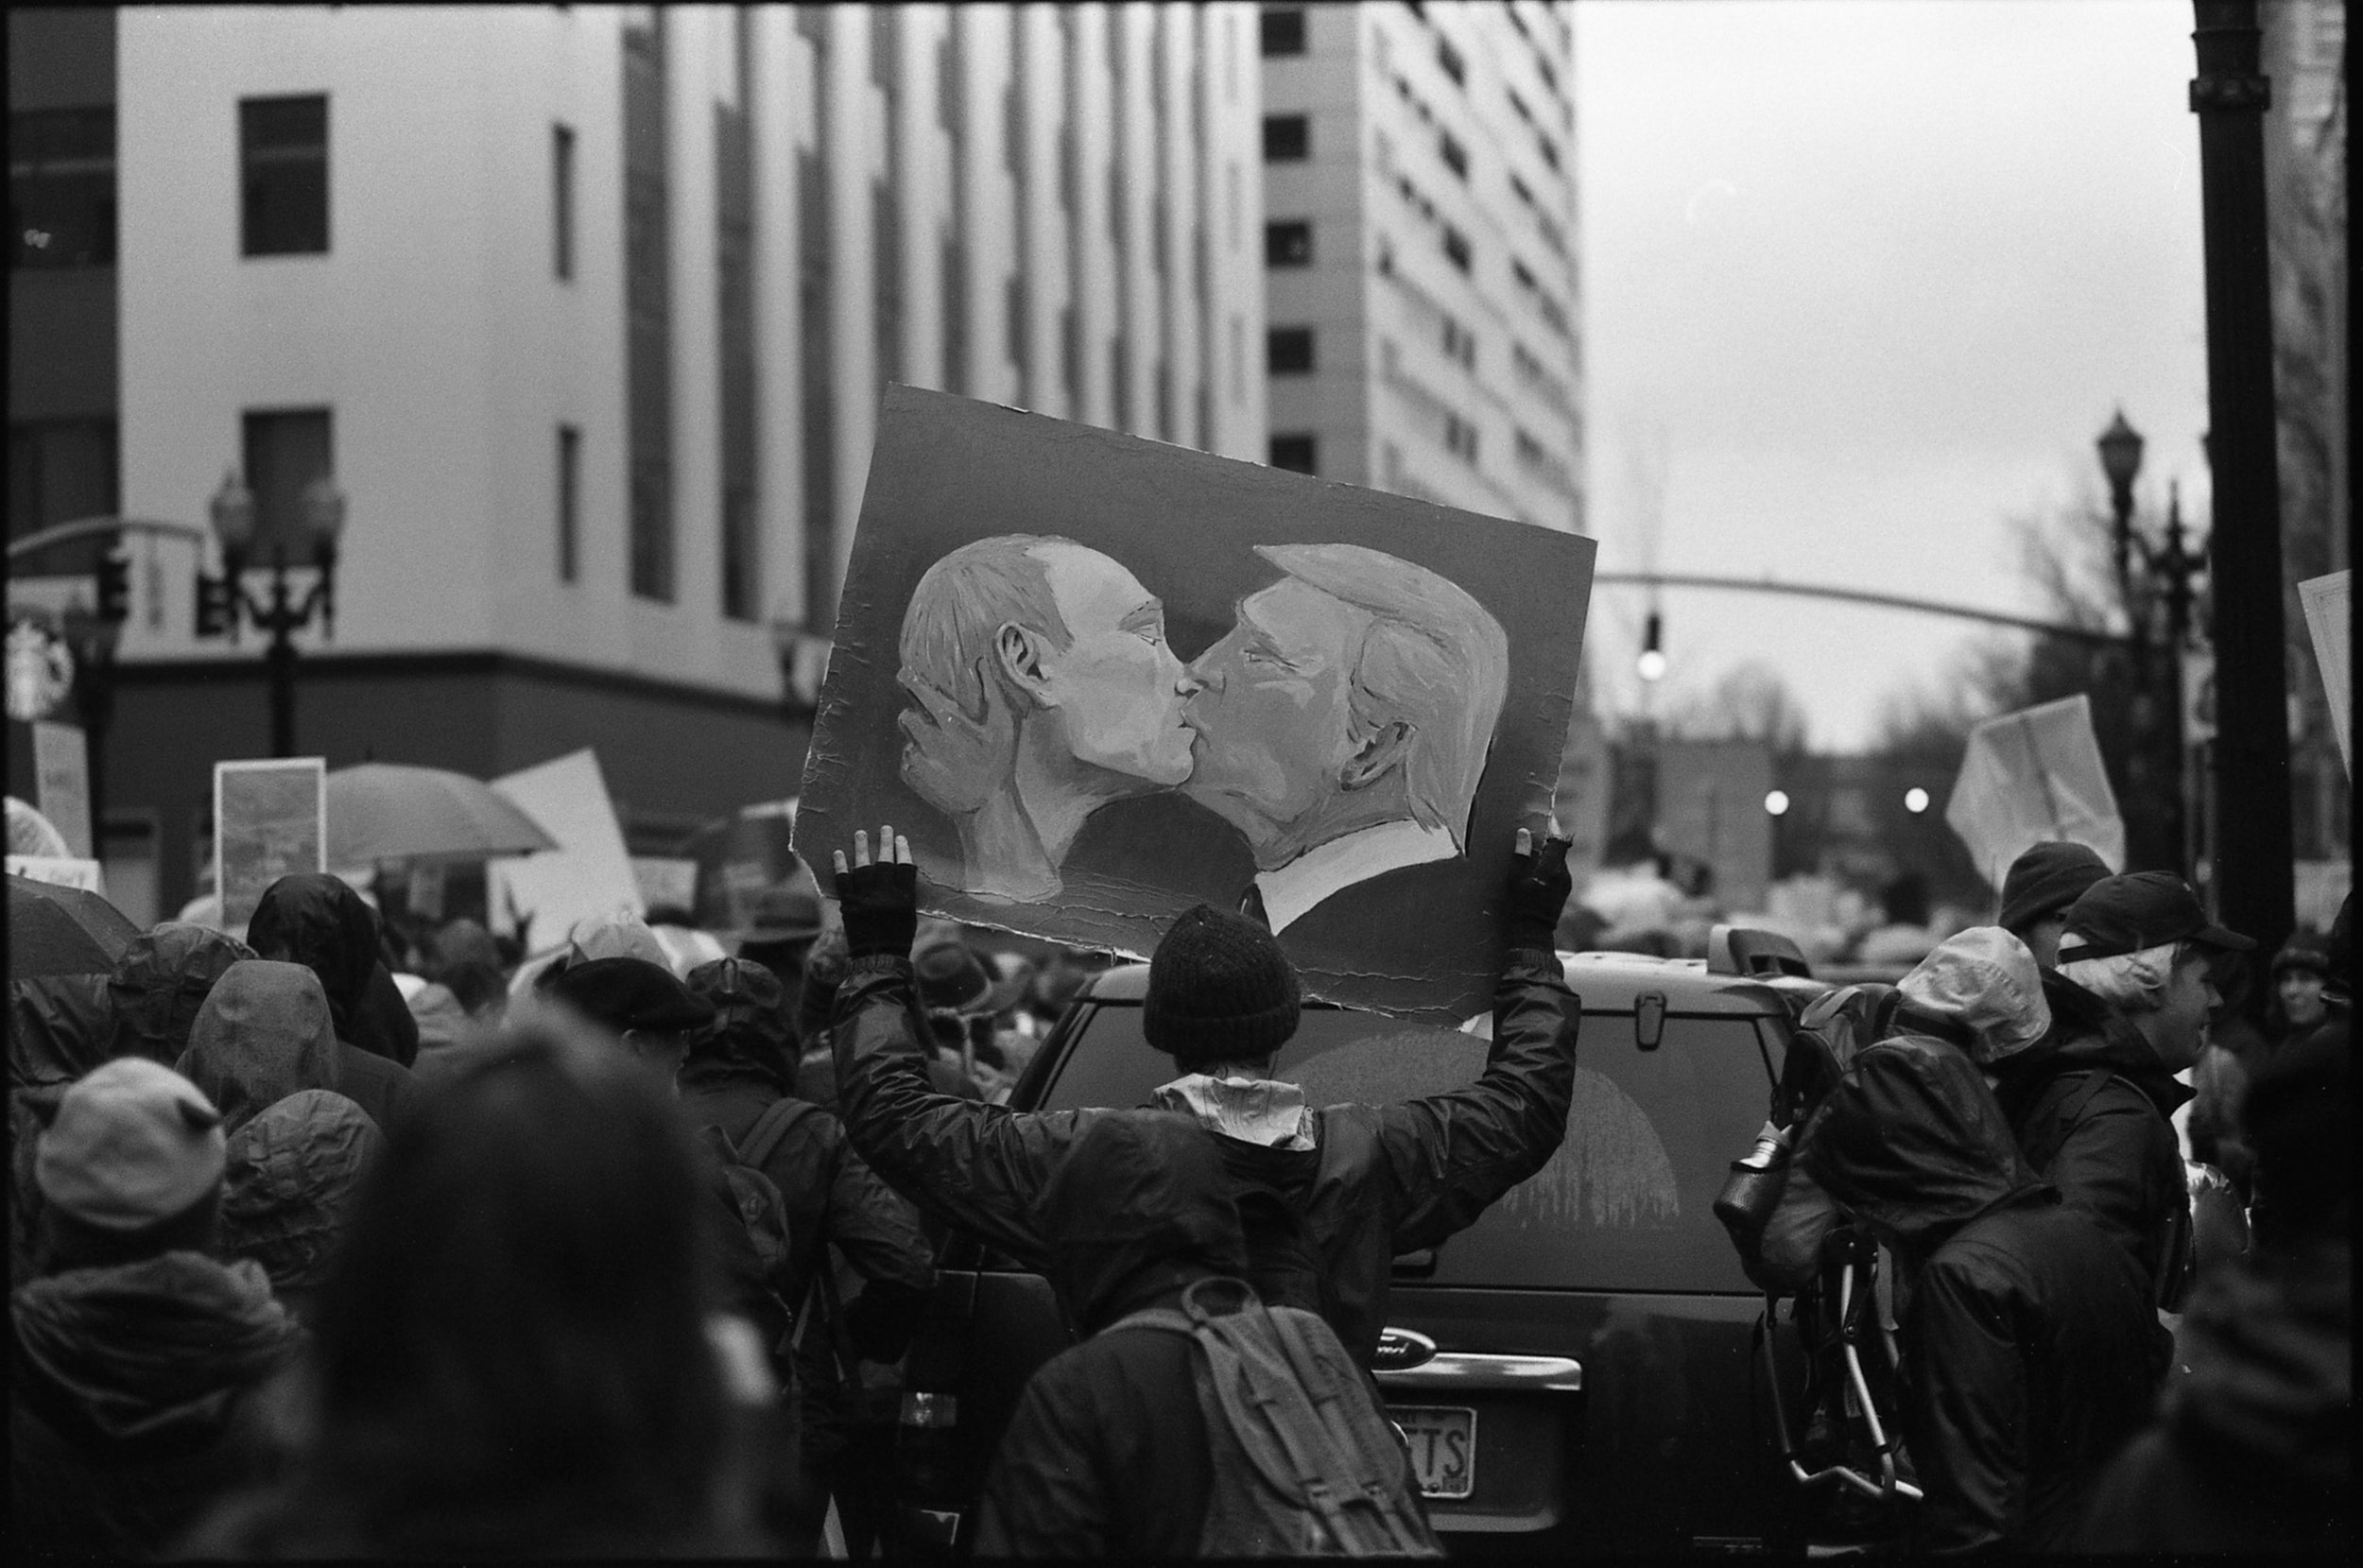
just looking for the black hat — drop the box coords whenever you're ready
[1996,841,2113,935]
[2058,871,2256,963]
[543,956,716,1035]
[1143,905,1300,1071]
[684,956,793,1051]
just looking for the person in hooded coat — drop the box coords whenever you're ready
[824,822,1578,1367]
[1986,872,2252,1313]
[975,1111,1260,1557]
[219,1088,383,1325]
[9,972,115,1092]
[175,959,416,1138]
[246,872,420,1069]
[2073,1023,2350,1554]
[1799,1035,2164,1556]
[11,1058,304,1559]
[108,922,257,1066]
[678,956,935,1556]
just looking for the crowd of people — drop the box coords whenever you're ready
[6,806,2350,1558]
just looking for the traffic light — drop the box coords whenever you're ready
[196,573,235,639]
[1636,611,1666,682]
[94,552,130,624]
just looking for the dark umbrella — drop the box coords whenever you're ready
[9,873,138,979]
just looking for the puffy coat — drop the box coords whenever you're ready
[1801,1035,2165,1556]
[975,1112,1247,1558]
[830,948,1577,1364]
[1989,969,2194,1310]
[2074,1237,2350,1553]
[107,923,256,1067]
[220,1090,383,1322]
[10,1250,302,1559]
[175,960,418,1137]
[246,874,419,1067]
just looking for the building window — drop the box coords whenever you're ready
[240,95,329,256]
[1442,411,1478,464]
[1441,226,1471,272]
[1538,133,1562,173]
[1061,304,1080,404]
[1230,314,1244,403]
[8,419,117,545]
[1111,336,1132,430]
[556,424,580,581]
[10,107,115,270]
[1265,219,1313,267]
[1441,316,1475,370]
[1269,433,1317,474]
[1438,130,1467,181]
[623,9,674,602]
[1260,7,1307,56]
[1268,326,1314,374]
[240,409,334,559]
[1435,37,1465,86]
[1262,114,1309,162]
[1007,273,1029,381]
[551,123,576,280]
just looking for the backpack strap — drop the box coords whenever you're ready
[2053,1067,2118,1125]
[739,1094,816,1172]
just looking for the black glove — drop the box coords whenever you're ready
[834,859,919,960]
[1504,834,1575,952]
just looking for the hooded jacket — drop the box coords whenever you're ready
[1802,1036,2165,1556]
[9,1250,302,1559]
[2074,1237,2350,1553]
[108,923,257,1067]
[175,960,417,1138]
[830,948,1575,1365]
[221,1089,383,1321]
[975,1112,1247,1558]
[7,974,114,1091]
[246,874,420,1068]
[1989,968,2194,1309]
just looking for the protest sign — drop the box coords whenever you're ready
[31,720,91,857]
[795,386,1596,1022]
[215,757,327,930]
[2298,571,2349,774]
[1943,695,2125,891]
[6,854,105,893]
[488,750,641,955]
[631,855,699,914]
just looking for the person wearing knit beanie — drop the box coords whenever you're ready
[32,1057,230,1267]
[1997,841,2114,968]
[821,818,1579,1365]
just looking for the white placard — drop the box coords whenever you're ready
[2298,571,2349,775]
[7,853,105,893]
[1943,695,2126,892]
[31,720,91,857]
[214,757,328,930]
[488,750,642,955]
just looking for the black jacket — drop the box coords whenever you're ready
[108,923,255,1067]
[2074,1236,2350,1554]
[830,948,1577,1364]
[245,874,420,1068]
[7,974,112,1092]
[1989,970,2193,1309]
[975,1112,1247,1558]
[10,1251,302,1560]
[1802,1036,2166,1557]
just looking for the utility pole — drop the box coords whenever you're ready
[2189,0,2294,978]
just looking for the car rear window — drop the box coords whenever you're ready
[1043,1003,1777,1294]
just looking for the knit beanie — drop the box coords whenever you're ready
[1996,840,2113,935]
[1143,905,1301,1070]
[35,1057,227,1231]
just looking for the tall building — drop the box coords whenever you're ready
[1257,1,1583,532]
[6,4,1266,921]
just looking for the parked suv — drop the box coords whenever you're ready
[891,933,1835,1556]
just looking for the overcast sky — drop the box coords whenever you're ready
[1575,0,2211,750]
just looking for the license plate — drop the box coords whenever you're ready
[1391,1404,1476,1499]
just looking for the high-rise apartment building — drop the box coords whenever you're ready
[1258,2,1583,533]
[6,5,1265,918]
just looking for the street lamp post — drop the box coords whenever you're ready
[60,551,129,838]
[196,469,346,758]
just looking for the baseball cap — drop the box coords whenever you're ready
[35,1058,228,1230]
[2058,871,2256,962]
[543,956,717,1034]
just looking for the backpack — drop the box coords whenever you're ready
[1775,985,1901,1128]
[700,1096,813,1356]
[1109,1276,1444,1559]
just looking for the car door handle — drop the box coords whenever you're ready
[1373,1352,1583,1393]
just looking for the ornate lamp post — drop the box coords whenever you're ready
[59,552,129,838]
[2096,408,2146,593]
[196,468,346,757]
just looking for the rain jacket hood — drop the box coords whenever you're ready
[221,1089,382,1303]
[175,961,339,1133]
[1042,1111,1248,1335]
[1801,1034,2050,1257]
[11,1250,298,1448]
[246,873,419,1065]
[109,923,256,1066]
[9,974,114,1090]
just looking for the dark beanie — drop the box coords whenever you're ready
[1144,905,1300,1070]
[1997,841,2113,935]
